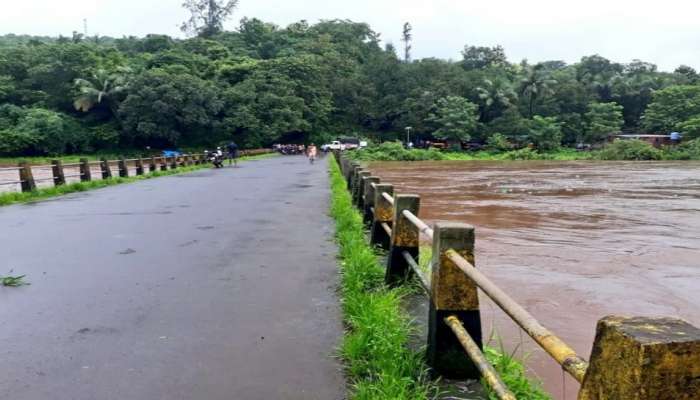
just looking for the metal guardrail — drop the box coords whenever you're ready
[335,151,700,400]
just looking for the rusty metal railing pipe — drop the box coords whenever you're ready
[445,249,589,383]
[445,315,517,400]
[401,250,431,294]
[402,209,434,239]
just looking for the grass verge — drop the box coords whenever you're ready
[0,153,277,207]
[329,155,436,399]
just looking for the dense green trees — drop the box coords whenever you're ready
[0,16,699,156]
[429,96,479,142]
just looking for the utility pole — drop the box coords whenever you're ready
[83,19,88,36]
[405,126,413,146]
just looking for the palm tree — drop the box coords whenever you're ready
[73,67,131,118]
[475,78,517,121]
[519,65,557,118]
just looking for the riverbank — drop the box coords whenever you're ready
[329,155,551,399]
[0,153,277,207]
[347,139,700,162]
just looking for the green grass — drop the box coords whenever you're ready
[0,153,277,207]
[1,275,29,287]
[329,156,437,400]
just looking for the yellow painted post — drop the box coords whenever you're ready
[100,158,112,179]
[428,222,482,378]
[362,176,380,224]
[79,158,91,182]
[51,159,66,186]
[355,170,370,207]
[386,194,420,285]
[18,161,36,192]
[346,162,359,190]
[579,315,700,400]
[369,183,394,249]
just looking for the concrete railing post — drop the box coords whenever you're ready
[160,157,168,171]
[149,157,157,172]
[18,162,36,192]
[100,158,112,179]
[362,176,380,224]
[355,170,370,207]
[346,162,359,190]
[118,158,129,178]
[170,157,177,169]
[369,183,394,249]
[428,222,482,379]
[386,194,420,285]
[578,316,700,400]
[79,158,91,182]
[135,158,144,176]
[51,159,66,186]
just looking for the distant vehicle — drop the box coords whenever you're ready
[322,141,346,151]
[162,150,182,157]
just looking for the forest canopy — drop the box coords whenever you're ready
[1,17,699,155]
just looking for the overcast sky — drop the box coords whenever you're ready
[1,0,698,71]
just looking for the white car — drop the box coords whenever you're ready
[322,141,346,151]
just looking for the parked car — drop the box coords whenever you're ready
[322,141,346,151]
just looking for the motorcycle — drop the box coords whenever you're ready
[205,150,225,168]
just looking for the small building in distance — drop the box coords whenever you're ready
[611,134,673,148]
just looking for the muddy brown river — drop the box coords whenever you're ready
[369,160,700,399]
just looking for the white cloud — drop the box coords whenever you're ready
[1,0,698,71]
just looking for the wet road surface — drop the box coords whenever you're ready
[369,160,700,399]
[0,155,345,400]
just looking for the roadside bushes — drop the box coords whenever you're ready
[350,141,445,161]
[598,139,662,160]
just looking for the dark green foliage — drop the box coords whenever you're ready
[584,102,624,143]
[525,116,563,150]
[0,19,699,157]
[642,85,700,133]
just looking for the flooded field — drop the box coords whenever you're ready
[369,160,700,399]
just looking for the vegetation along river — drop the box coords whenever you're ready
[369,160,700,399]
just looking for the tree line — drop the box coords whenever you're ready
[1,16,700,155]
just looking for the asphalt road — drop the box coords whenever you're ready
[0,155,345,400]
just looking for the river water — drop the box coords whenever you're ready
[369,160,700,399]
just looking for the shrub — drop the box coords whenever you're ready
[598,139,662,160]
[485,133,511,152]
[665,138,700,160]
[349,141,445,161]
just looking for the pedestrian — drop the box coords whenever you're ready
[307,143,318,164]
[227,141,239,167]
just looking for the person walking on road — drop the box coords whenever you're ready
[227,141,239,167]
[307,143,318,164]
